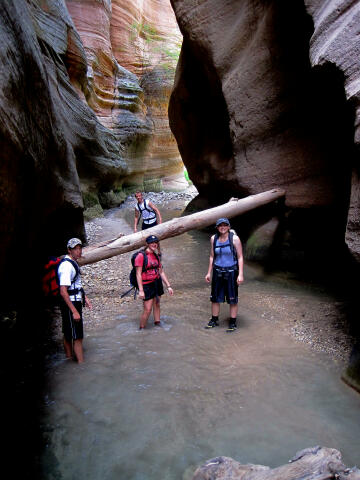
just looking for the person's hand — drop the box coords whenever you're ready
[205,273,211,283]
[85,296,92,310]
[168,286,174,296]
[138,290,145,299]
[72,309,81,321]
[237,275,244,285]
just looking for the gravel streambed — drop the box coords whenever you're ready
[55,187,356,364]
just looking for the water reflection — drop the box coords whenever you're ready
[41,202,360,480]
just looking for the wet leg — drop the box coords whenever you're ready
[140,299,154,329]
[63,337,73,359]
[73,339,84,363]
[153,298,161,324]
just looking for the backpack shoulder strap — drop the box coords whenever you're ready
[229,231,238,261]
[144,199,156,213]
[133,249,148,272]
[59,258,80,281]
[212,233,219,256]
[141,250,148,271]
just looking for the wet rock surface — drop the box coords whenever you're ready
[191,446,360,480]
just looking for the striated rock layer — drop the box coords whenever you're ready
[66,0,184,193]
[0,0,124,279]
[169,0,360,267]
[0,0,182,303]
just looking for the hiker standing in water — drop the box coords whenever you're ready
[135,235,173,329]
[134,191,162,232]
[58,238,92,362]
[205,218,244,332]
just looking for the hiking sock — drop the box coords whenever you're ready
[206,316,219,328]
[227,318,237,331]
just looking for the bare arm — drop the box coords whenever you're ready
[85,295,92,309]
[233,235,244,284]
[205,236,215,282]
[60,285,81,320]
[160,269,174,296]
[149,201,162,224]
[136,266,144,299]
[134,208,140,232]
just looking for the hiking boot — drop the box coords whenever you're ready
[226,320,237,332]
[206,318,219,329]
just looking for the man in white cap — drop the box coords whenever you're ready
[58,238,92,363]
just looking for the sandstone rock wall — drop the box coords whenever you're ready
[304,0,360,261]
[192,447,360,480]
[0,0,123,290]
[169,0,360,266]
[66,0,184,193]
[0,0,182,303]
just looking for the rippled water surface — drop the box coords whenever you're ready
[41,204,360,479]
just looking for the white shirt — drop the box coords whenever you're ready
[135,199,156,224]
[57,255,83,302]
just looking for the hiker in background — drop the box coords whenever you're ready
[134,191,162,232]
[135,235,173,330]
[205,218,244,332]
[58,238,92,363]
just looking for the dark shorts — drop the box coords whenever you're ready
[143,277,164,301]
[210,267,238,304]
[60,300,83,341]
[142,220,157,230]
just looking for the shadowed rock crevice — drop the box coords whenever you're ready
[170,0,357,279]
[169,39,235,203]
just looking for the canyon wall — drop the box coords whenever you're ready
[66,0,184,196]
[169,0,360,268]
[0,0,182,301]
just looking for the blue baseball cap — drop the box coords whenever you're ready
[146,235,159,244]
[215,218,230,227]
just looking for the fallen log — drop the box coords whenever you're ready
[80,188,285,266]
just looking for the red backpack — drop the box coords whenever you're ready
[42,257,62,297]
[42,256,80,297]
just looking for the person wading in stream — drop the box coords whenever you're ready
[135,235,173,329]
[58,238,92,362]
[205,218,244,331]
[134,191,162,232]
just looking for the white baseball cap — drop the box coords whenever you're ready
[67,238,82,249]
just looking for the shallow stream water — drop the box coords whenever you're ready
[41,202,360,479]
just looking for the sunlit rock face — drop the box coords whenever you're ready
[169,0,360,266]
[0,0,182,301]
[0,0,125,300]
[66,0,184,191]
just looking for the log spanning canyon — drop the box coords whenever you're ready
[80,188,285,265]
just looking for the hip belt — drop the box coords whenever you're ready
[214,266,238,279]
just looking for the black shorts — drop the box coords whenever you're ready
[210,268,238,304]
[143,277,164,301]
[142,220,157,230]
[60,300,83,341]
